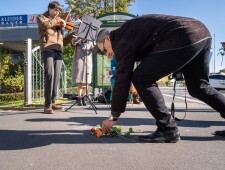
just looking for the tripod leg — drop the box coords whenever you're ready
[65,101,78,112]
[84,95,98,114]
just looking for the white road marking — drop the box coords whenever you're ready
[162,93,205,105]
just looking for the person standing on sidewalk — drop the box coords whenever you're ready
[110,56,141,104]
[37,1,66,114]
[96,14,225,143]
[71,37,94,106]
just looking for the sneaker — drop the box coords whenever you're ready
[44,107,54,114]
[213,130,225,137]
[52,104,64,110]
[139,129,180,143]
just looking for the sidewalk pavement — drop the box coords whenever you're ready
[0,101,225,170]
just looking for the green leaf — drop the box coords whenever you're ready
[128,127,133,133]
[110,130,119,136]
[124,132,130,137]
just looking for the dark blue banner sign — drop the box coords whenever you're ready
[0,15,27,27]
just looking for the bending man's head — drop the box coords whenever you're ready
[96,29,114,58]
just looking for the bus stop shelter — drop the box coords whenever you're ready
[92,12,136,95]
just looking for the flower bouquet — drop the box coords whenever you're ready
[90,125,133,138]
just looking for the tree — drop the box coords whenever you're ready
[64,0,135,17]
[157,76,171,87]
[62,44,74,88]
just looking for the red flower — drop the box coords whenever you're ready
[90,128,95,134]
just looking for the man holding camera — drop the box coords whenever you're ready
[37,1,66,114]
[96,14,225,143]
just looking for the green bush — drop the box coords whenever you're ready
[0,92,24,101]
[0,51,24,93]
[66,87,77,94]
[32,89,44,98]
[1,75,24,93]
[65,87,92,94]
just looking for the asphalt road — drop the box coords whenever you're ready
[0,87,225,170]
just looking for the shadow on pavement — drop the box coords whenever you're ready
[0,129,141,150]
[0,111,40,117]
[1,108,224,150]
[0,129,224,151]
[181,135,225,141]
[26,116,225,128]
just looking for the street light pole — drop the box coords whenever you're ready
[24,38,32,106]
[113,0,115,12]
[214,34,216,73]
[112,0,116,21]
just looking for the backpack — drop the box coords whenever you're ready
[97,90,111,104]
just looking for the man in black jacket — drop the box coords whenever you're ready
[96,14,225,143]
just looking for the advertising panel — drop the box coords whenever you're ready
[27,14,38,25]
[0,15,27,27]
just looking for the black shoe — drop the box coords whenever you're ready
[82,97,87,106]
[77,97,82,106]
[139,129,180,143]
[213,130,225,137]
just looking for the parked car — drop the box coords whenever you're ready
[209,74,225,90]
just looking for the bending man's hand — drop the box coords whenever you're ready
[102,118,116,133]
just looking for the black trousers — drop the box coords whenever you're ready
[42,50,63,108]
[132,38,225,132]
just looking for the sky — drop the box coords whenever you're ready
[0,0,225,72]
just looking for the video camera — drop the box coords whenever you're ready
[168,72,184,81]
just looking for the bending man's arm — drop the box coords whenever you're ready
[111,50,136,118]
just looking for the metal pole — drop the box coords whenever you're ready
[214,34,216,73]
[104,0,107,12]
[113,0,116,21]
[24,38,32,105]
[113,0,115,12]
[63,63,67,94]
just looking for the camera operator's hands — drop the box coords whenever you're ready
[102,118,116,133]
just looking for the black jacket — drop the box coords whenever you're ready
[110,14,211,116]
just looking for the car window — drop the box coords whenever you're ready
[209,75,225,80]
[209,75,217,79]
[220,75,225,80]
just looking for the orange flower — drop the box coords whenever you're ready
[96,128,103,138]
